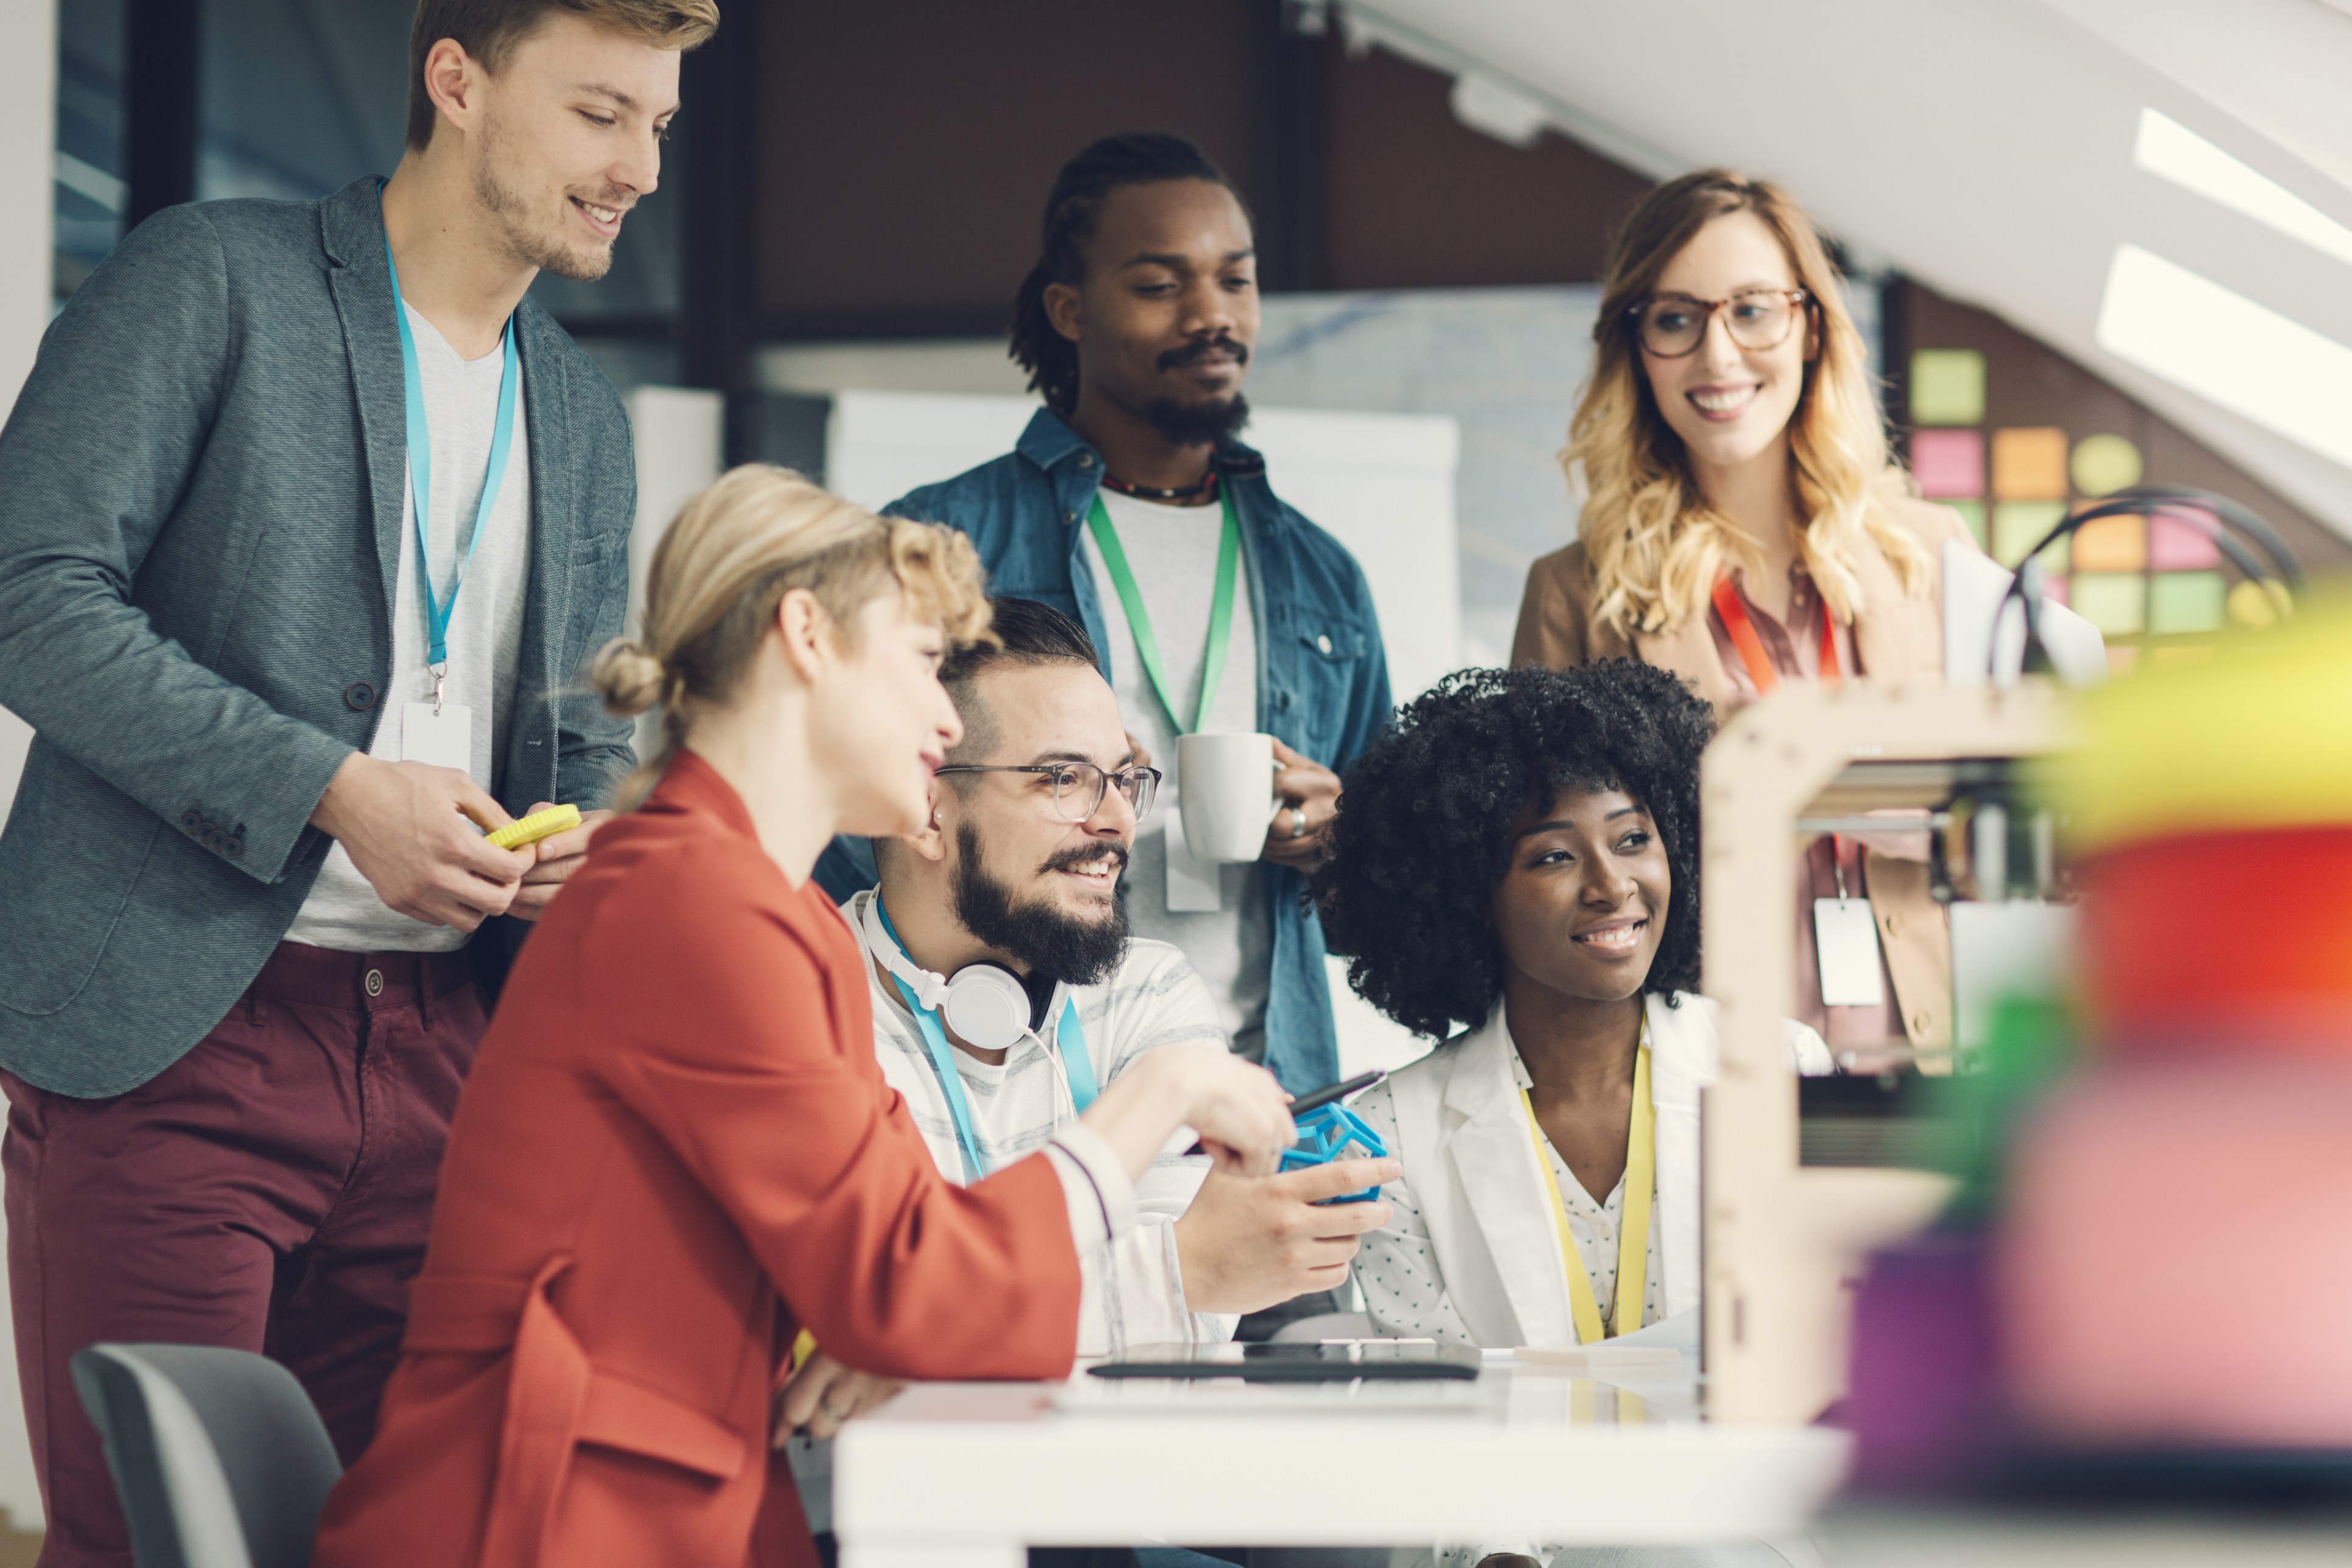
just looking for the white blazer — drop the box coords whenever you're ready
[1354,992,1832,1348]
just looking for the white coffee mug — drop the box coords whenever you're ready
[1177,732,1279,864]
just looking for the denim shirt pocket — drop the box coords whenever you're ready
[1273,614,1373,763]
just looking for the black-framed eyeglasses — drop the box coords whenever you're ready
[1626,288,1809,358]
[933,762,1163,824]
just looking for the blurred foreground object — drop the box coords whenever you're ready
[1847,584,2352,1493]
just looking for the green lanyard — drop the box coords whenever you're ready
[1085,488,1241,735]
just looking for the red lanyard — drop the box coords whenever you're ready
[1711,575,1841,694]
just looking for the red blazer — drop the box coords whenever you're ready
[313,751,1082,1568]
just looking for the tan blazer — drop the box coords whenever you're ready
[1510,497,1973,1050]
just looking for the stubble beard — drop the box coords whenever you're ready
[473,113,615,283]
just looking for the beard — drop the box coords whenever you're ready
[951,823,1130,987]
[1136,334,1253,447]
[1143,391,1252,448]
[474,113,619,282]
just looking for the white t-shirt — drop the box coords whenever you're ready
[846,889,1238,1358]
[287,302,534,953]
[1079,487,1273,1062]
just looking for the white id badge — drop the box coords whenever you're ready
[1164,824,1222,912]
[1813,898,1886,1007]
[401,702,475,771]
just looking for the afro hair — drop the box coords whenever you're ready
[1312,660,1716,1042]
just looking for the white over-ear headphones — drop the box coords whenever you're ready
[861,896,1035,1053]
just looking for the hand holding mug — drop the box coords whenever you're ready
[1261,737,1339,871]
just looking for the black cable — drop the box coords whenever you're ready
[1992,485,2297,681]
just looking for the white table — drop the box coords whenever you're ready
[834,1362,1849,1568]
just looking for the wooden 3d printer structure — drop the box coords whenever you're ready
[1698,678,2074,1424]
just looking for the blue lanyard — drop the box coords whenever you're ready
[873,900,1097,1182]
[382,226,519,677]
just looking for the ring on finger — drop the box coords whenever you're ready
[819,1398,852,1423]
[1288,805,1308,839]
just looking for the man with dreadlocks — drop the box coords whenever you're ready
[861,133,1391,1150]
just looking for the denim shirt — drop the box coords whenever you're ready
[833,407,1393,1093]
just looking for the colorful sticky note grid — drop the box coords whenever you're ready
[1942,501,1987,550]
[2071,573,2147,637]
[2148,508,2222,571]
[1992,501,2069,570]
[1911,429,1985,498]
[2149,572,2227,635]
[2070,433,2144,497]
[1992,427,2070,501]
[1911,350,1986,425]
[2071,514,2147,574]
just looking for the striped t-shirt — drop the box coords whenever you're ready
[847,889,1239,1356]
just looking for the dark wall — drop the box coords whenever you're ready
[1321,41,1650,290]
[746,0,1279,337]
[736,4,1651,338]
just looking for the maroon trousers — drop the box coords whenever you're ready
[4,942,485,1568]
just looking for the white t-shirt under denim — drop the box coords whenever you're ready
[1080,487,1273,1064]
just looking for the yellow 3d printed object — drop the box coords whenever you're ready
[486,803,581,852]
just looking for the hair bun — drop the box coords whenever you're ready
[592,637,667,718]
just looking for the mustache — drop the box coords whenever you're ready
[1040,842,1130,877]
[1158,335,1250,372]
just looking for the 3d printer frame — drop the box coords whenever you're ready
[1699,679,2074,1425]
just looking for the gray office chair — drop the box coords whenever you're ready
[71,1343,342,1568]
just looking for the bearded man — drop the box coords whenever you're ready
[836,601,1391,1385]
[0,2,714,1558]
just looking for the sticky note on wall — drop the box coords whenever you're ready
[2071,573,2147,635]
[1992,428,2070,500]
[2071,514,2147,574]
[1911,350,1986,425]
[1911,429,1985,498]
[2070,433,2143,496]
[2149,572,2227,634]
[1993,501,2069,570]
[2148,508,2222,571]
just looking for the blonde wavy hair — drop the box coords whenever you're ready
[1566,169,1931,637]
[592,465,992,810]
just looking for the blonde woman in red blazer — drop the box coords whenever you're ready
[313,469,1295,1568]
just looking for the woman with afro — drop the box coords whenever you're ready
[1313,661,1829,1354]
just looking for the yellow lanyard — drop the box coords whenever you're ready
[1519,1035,1656,1344]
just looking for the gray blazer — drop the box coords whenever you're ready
[0,178,637,1097]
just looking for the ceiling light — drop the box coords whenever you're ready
[2096,243,2352,469]
[2133,108,2352,268]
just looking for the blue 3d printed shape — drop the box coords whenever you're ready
[1281,1102,1388,1203]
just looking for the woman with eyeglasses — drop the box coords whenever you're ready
[1513,169,1973,1060]
[312,469,1296,1568]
